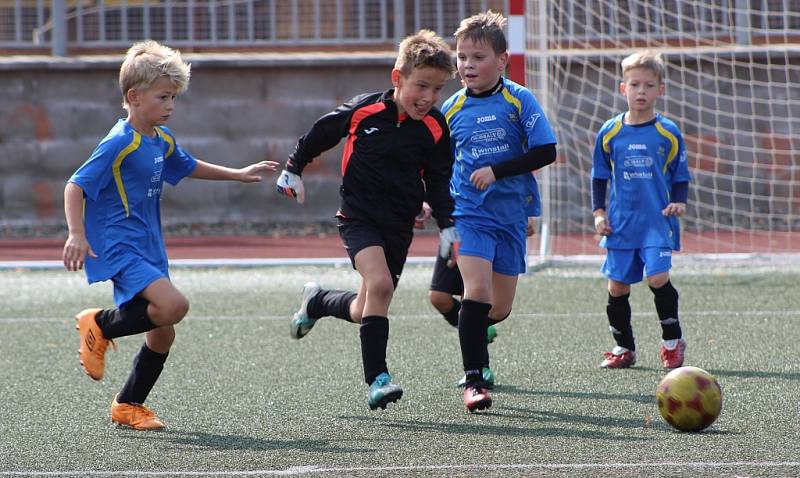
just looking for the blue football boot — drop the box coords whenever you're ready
[289,282,321,339]
[368,372,403,410]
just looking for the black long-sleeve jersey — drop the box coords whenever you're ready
[286,89,455,230]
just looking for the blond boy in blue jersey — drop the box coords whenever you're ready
[63,40,277,429]
[591,51,691,370]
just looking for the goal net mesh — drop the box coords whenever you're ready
[525,1,800,257]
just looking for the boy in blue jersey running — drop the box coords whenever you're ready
[591,51,691,370]
[442,11,557,412]
[62,40,277,430]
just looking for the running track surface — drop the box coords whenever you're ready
[1,230,797,261]
[0,234,450,261]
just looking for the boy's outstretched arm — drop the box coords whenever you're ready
[62,182,96,271]
[190,160,278,182]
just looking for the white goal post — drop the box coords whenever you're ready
[525,0,800,258]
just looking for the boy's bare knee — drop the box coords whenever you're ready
[171,297,190,323]
[369,279,394,303]
[647,273,670,289]
[429,291,453,312]
[155,297,189,325]
[608,281,630,297]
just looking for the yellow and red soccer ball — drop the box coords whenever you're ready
[656,366,722,432]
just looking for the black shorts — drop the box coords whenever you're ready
[430,252,464,296]
[338,217,413,288]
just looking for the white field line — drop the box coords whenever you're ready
[4,252,800,270]
[1,461,800,476]
[2,309,800,324]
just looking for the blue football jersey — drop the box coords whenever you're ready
[591,113,691,250]
[69,120,197,284]
[442,78,557,225]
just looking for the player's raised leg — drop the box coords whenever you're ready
[290,282,359,339]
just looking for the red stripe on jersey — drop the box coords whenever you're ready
[422,115,443,144]
[341,102,387,176]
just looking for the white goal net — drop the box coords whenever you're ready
[526,0,800,257]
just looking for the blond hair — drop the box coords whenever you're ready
[394,29,455,78]
[621,50,666,83]
[119,40,191,110]
[454,10,507,54]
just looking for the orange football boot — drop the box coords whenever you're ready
[111,396,165,430]
[75,308,115,380]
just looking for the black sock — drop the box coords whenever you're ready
[117,343,168,404]
[607,293,635,351]
[441,298,461,328]
[488,309,510,326]
[458,300,491,379]
[359,315,389,384]
[96,295,157,340]
[308,289,357,322]
[651,281,682,340]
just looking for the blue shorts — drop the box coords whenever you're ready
[602,247,673,284]
[456,219,527,276]
[111,257,167,307]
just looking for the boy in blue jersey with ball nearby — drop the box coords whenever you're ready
[63,40,277,430]
[591,50,691,370]
[443,11,557,412]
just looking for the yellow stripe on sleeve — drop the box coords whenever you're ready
[655,121,679,173]
[112,131,141,217]
[444,94,466,125]
[501,88,522,115]
[155,126,175,158]
[602,118,623,154]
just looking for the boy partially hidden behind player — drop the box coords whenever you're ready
[275,30,458,410]
[444,11,557,412]
[63,41,277,429]
[591,51,691,370]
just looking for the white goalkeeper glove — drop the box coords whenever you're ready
[276,170,305,204]
[438,226,460,267]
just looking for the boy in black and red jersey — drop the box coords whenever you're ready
[275,29,458,411]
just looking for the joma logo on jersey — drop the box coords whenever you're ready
[628,144,647,150]
[153,155,164,164]
[524,114,541,129]
[476,114,496,124]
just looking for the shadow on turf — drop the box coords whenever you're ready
[122,430,367,453]
[497,385,653,404]
[343,414,647,441]
[705,368,800,381]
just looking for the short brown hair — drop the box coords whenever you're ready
[119,40,191,111]
[454,10,507,54]
[394,29,455,78]
[621,50,666,83]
